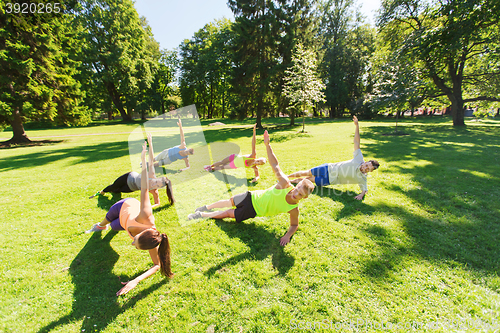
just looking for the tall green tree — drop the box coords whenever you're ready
[77,0,159,121]
[379,0,500,126]
[282,43,325,129]
[179,19,233,119]
[0,0,89,144]
[318,0,375,118]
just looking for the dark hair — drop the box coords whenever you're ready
[137,230,173,278]
[165,178,175,205]
[369,160,380,170]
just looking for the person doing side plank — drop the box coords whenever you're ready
[189,130,315,246]
[86,141,173,296]
[89,134,174,206]
[204,124,266,183]
[288,116,379,200]
[153,118,193,171]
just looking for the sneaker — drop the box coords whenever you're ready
[85,223,108,233]
[195,205,211,212]
[187,212,203,220]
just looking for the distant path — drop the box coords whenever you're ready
[0,129,167,141]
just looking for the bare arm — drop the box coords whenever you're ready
[138,143,153,222]
[179,158,190,172]
[147,133,155,180]
[150,189,160,207]
[263,130,290,189]
[116,248,160,296]
[280,207,299,246]
[250,123,257,158]
[178,118,186,149]
[353,116,360,151]
[251,166,260,183]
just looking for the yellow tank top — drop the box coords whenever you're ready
[250,186,298,217]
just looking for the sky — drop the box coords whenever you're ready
[134,0,381,51]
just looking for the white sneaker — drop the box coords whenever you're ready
[85,223,108,233]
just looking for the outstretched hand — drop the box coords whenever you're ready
[147,133,152,147]
[116,280,138,296]
[263,130,270,145]
[353,115,358,126]
[177,118,182,127]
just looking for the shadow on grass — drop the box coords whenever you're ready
[205,220,295,277]
[0,140,129,172]
[37,231,167,333]
[354,124,500,279]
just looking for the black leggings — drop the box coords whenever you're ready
[102,172,133,193]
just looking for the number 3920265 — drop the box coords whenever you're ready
[5,3,61,14]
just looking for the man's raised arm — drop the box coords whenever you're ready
[353,115,360,151]
[263,130,290,189]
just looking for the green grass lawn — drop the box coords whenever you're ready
[1,116,499,332]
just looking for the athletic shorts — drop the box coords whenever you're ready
[105,198,131,231]
[233,191,257,223]
[310,163,330,186]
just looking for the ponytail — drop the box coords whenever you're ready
[136,229,174,278]
[158,233,173,278]
[165,179,175,205]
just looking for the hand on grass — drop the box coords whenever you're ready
[280,235,291,246]
[354,193,364,200]
[116,280,138,296]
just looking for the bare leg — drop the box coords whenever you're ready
[201,209,235,219]
[206,198,234,210]
[211,155,232,171]
[288,170,313,179]
[291,176,316,184]
[98,217,111,228]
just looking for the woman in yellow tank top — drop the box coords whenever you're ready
[86,135,173,296]
[204,124,267,183]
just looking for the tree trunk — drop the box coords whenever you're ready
[290,109,295,126]
[450,94,465,126]
[105,81,131,121]
[5,106,31,144]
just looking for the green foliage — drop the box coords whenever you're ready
[318,0,376,118]
[282,43,325,127]
[378,0,500,126]
[0,0,90,143]
[179,19,233,119]
[76,0,160,121]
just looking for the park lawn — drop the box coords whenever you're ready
[1,116,499,332]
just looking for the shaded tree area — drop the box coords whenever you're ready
[0,0,89,144]
[378,0,500,126]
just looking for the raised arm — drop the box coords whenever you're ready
[138,142,153,222]
[147,133,155,180]
[250,123,257,158]
[178,118,186,149]
[263,130,290,189]
[353,116,360,151]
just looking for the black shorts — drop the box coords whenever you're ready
[233,191,257,223]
